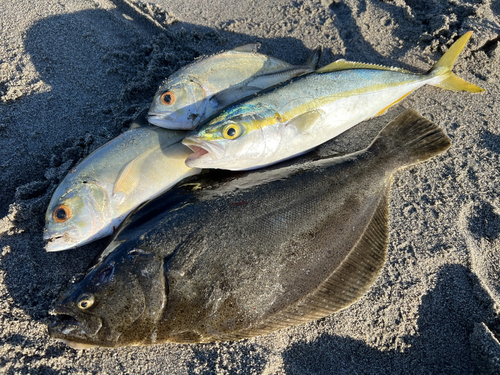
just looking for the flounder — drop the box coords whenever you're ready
[49,110,451,348]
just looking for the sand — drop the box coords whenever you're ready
[1,0,499,373]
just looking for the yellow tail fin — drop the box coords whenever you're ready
[430,31,485,93]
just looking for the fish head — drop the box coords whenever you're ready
[44,178,111,252]
[148,78,207,130]
[49,244,166,348]
[182,103,281,170]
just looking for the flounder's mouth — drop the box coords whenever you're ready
[49,306,103,349]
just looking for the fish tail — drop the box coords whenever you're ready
[304,46,322,70]
[429,31,485,93]
[369,109,451,168]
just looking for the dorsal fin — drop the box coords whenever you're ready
[316,59,412,74]
[231,43,261,53]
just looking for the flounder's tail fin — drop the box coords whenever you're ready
[369,109,452,169]
[430,31,485,92]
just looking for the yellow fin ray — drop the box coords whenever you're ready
[430,31,485,92]
[374,91,413,117]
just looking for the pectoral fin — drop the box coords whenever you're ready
[286,110,323,133]
[113,148,157,198]
[209,86,262,108]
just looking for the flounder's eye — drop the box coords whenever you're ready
[53,205,71,223]
[160,91,175,105]
[77,293,95,310]
[222,124,241,140]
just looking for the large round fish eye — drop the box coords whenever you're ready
[53,204,71,223]
[77,293,95,310]
[222,124,241,140]
[160,91,176,105]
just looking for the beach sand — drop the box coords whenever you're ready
[1,0,499,373]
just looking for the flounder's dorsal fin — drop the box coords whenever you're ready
[316,59,413,74]
[231,43,261,53]
[212,188,390,342]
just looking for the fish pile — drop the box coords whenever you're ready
[46,33,484,349]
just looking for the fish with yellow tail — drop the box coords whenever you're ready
[183,32,484,171]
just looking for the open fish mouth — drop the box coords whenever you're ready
[49,306,103,345]
[183,138,224,166]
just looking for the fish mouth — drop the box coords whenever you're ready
[147,114,171,128]
[182,138,224,167]
[148,113,193,130]
[49,306,103,348]
[43,232,75,252]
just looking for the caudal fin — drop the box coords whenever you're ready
[305,46,322,70]
[369,109,451,168]
[430,31,485,93]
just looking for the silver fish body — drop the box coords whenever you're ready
[49,110,451,348]
[183,32,482,171]
[44,111,200,252]
[148,43,321,130]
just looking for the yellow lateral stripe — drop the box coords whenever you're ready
[214,77,424,138]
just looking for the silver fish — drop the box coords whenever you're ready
[182,32,482,171]
[49,110,451,348]
[148,43,321,130]
[44,110,200,251]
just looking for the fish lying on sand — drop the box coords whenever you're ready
[182,32,482,171]
[148,43,321,130]
[44,110,200,252]
[49,109,451,348]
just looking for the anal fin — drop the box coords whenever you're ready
[214,188,390,341]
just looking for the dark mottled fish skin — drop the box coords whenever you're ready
[49,110,451,348]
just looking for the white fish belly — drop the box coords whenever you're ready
[311,81,428,145]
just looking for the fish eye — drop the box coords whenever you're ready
[53,204,71,223]
[222,124,241,140]
[77,293,95,310]
[160,91,175,105]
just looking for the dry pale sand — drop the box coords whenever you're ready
[1,0,500,373]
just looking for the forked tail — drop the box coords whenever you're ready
[430,31,485,93]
